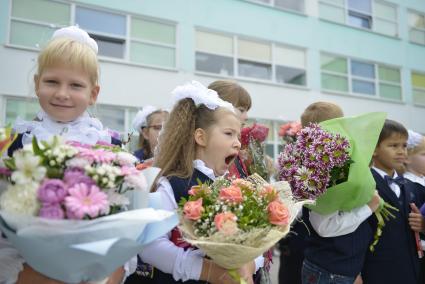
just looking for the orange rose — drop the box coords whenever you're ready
[261,185,278,201]
[214,212,238,235]
[267,200,290,226]
[183,198,204,220]
[219,186,243,203]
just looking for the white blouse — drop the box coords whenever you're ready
[404,172,425,187]
[140,160,264,282]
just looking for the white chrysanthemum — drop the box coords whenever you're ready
[0,182,40,215]
[107,189,130,207]
[116,152,138,166]
[11,151,46,185]
[66,157,91,169]
[125,174,147,190]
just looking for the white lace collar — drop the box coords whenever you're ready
[14,110,112,146]
[193,159,216,181]
[404,172,425,187]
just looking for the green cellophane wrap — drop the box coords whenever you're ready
[306,112,387,214]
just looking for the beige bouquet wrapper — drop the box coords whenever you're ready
[179,177,312,269]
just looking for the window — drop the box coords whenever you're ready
[91,105,125,133]
[8,0,177,68]
[408,11,425,45]
[237,39,272,80]
[195,31,234,76]
[5,97,40,124]
[130,18,176,68]
[412,72,425,105]
[321,53,402,101]
[10,0,70,48]
[248,0,304,13]
[195,30,307,86]
[318,0,398,37]
[75,7,126,58]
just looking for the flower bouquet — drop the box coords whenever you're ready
[278,121,301,145]
[240,123,270,180]
[278,112,396,251]
[0,136,177,282]
[178,174,309,280]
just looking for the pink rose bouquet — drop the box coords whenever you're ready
[177,174,309,271]
[278,121,301,144]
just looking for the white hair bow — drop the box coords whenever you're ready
[52,26,98,54]
[171,81,234,112]
[407,130,424,149]
[132,105,159,132]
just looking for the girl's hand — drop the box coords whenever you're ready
[237,261,255,284]
[409,203,425,233]
[104,267,125,284]
[17,264,64,284]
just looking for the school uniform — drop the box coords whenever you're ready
[362,168,425,284]
[133,148,146,162]
[302,205,373,283]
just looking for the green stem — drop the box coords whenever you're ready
[369,201,398,252]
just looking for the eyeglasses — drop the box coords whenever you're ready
[146,124,163,131]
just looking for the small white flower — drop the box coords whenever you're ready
[124,174,147,190]
[11,151,46,185]
[0,182,40,215]
[107,189,130,207]
[49,160,56,166]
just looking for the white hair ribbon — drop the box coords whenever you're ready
[132,105,159,132]
[52,26,98,54]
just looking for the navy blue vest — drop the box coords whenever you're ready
[150,169,213,284]
[362,169,425,284]
[7,133,121,157]
[133,148,146,162]
[304,208,372,277]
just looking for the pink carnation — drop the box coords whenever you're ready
[37,179,67,204]
[39,204,65,219]
[65,183,109,219]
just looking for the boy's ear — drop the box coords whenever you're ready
[194,128,208,147]
[89,85,100,105]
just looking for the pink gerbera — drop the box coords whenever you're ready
[76,148,116,164]
[65,183,109,219]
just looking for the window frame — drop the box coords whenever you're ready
[318,0,399,37]
[408,9,425,46]
[194,28,308,88]
[245,0,306,15]
[7,0,178,70]
[411,70,425,107]
[320,52,403,102]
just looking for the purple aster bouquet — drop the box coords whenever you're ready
[278,113,397,252]
[0,136,177,282]
[278,123,352,200]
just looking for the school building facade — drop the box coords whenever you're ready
[0,0,424,157]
